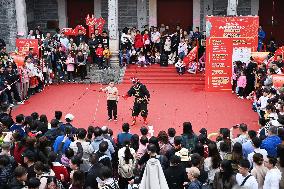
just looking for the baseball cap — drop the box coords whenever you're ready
[65,113,74,121]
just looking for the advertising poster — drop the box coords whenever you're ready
[16,39,39,56]
[205,16,259,92]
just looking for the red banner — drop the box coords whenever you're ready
[16,39,39,56]
[205,16,259,92]
[272,75,284,89]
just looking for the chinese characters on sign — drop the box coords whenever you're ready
[205,16,259,92]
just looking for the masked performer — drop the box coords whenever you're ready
[123,78,150,126]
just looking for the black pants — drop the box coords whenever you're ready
[132,101,148,117]
[238,87,245,97]
[118,176,133,189]
[7,84,21,104]
[67,71,74,81]
[97,57,104,69]
[107,100,117,119]
[232,79,237,92]
[78,65,86,80]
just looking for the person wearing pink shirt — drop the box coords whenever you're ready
[65,53,75,82]
[237,71,247,99]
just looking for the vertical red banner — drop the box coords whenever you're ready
[205,16,259,92]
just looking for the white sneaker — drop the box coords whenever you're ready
[10,104,14,107]
[17,101,24,105]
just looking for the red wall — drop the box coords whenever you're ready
[67,0,94,28]
[157,0,193,30]
[259,0,284,45]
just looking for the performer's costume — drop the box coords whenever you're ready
[124,78,150,125]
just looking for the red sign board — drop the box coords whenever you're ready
[272,75,284,89]
[16,39,39,56]
[205,16,259,92]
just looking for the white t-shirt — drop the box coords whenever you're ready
[263,168,282,189]
[151,31,161,43]
[236,173,258,189]
[103,86,118,101]
[248,148,268,167]
[259,96,269,111]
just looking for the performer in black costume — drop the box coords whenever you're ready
[123,78,150,126]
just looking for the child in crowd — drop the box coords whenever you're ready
[154,49,161,64]
[96,43,104,69]
[198,52,205,72]
[257,88,269,118]
[65,52,75,82]
[129,46,137,64]
[119,48,130,67]
[178,38,188,60]
[103,45,111,68]
[137,52,147,67]
[188,61,197,74]
[175,58,186,75]
[134,30,143,51]
[237,71,247,99]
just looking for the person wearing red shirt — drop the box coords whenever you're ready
[142,30,150,53]
[134,30,143,51]
[96,43,104,69]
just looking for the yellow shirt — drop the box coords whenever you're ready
[103,49,111,58]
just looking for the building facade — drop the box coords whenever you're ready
[0,0,283,52]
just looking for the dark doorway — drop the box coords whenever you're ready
[259,0,284,45]
[157,0,193,31]
[67,0,94,28]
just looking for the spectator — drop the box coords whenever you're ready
[53,127,72,153]
[89,127,115,159]
[117,123,133,147]
[85,153,103,189]
[164,155,187,189]
[97,166,119,189]
[231,123,249,145]
[248,137,268,167]
[181,122,198,153]
[213,159,237,189]
[186,167,202,189]
[263,157,281,189]
[204,143,222,184]
[9,166,28,189]
[10,114,26,137]
[242,130,257,158]
[236,159,258,188]
[251,153,268,189]
[261,126,281,157]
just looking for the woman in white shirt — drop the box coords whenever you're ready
[204,143,222,184]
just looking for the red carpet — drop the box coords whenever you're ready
[12,65,259,136]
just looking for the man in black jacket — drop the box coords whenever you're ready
[75,29,88,46]
[5,65,23,106]
[85,153,103,189]
[0,66,8,104]
[164,155,187,189]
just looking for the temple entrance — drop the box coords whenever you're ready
[157,0,193,31]
[67,0,94,28]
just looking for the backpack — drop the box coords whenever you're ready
[118,157,135,178]
[182,134,198,152]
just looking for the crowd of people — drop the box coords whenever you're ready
[0,108,283,189]
[1,21,284,189]
[119,25,205,74]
